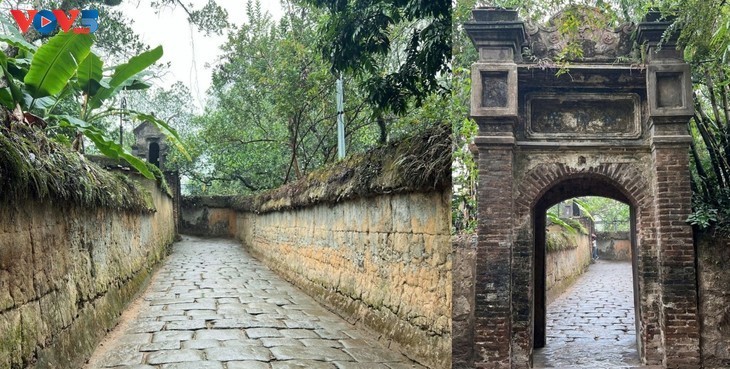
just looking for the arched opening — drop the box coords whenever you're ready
[148,141,160,168]
[532,176,640,367]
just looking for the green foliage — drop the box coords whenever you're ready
[577,196,630,232]
[687,199,719,229]
[24,32,93,101]
[485,0,643,23]
[661,0,730,236]
[0,1,227,57]
[451,0,480,235]
[150,0,231,36]
[1,32,187,180]
[226,122,451,213]
[545,205,588,253]
[86,46,163,112]
[184,0,446,196]
[546,231,579,253]
[301,0,451,115]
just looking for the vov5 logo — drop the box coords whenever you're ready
[10,9,99,35]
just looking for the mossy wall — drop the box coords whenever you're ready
[545,225,591,304]
[0,180,174,369]
[180,125,452,368]
[236,192,452,369]
[697,233,730,369]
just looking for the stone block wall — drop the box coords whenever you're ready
[545,227,591,304]
[0,180,175,369]
[180,196,237,237]
[697,233,730,369]
[596,232,632,261]
[236,191,452,369]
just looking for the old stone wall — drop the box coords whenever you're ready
[596,231,632,261]
[236,191,452,369]
[177,125,451,368]
[697,233,730,369]
[0,180,175,369]
[545,227,591,304]
[180,196,237,237]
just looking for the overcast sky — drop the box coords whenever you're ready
[117,0,283,110]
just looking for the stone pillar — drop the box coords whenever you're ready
[464,8,525,368]
[638,13,701,368]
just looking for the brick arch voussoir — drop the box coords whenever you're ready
[515,162,652,220]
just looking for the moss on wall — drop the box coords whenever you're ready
[697,232,730,368]
[0,123,163,212]
[0,179,175,369]
[184,122,451,214]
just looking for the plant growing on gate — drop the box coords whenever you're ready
[0,30,189,179]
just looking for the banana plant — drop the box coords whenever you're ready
[0,31,190,180]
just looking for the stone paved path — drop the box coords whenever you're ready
[533,260,640,368]
[85,236,424,369]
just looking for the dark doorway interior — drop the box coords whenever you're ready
[149,141,160,168]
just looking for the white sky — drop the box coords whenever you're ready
[117,0,283,111]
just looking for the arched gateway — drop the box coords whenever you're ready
[465,7,701,368]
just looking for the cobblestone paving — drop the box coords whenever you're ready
[533,260,640,368]
[86,236,424,369]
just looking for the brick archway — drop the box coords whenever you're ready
[519,165,647,361]
[464,8,701,369]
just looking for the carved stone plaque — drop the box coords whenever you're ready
[525,93,641,139]
[481,71,508,108]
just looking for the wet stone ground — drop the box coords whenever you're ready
[85,236,424,369]
[533,260,641,368]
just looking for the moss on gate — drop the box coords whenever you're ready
[0,122,160,212]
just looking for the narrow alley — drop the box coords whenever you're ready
[533,260,641,368]
[85,237,424,369]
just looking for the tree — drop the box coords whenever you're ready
[577,197,630,232]
[187,1,377,194]
[300,0,451,115]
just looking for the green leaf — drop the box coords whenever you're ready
[0,51,23,106]
[88,46,163,109]
[118,75,151,91]
[77,52,104,96]
[0,88,13,109]
[54,115,155,179]
[23,94,56,110]
[547,211,578,234]
[0,16,37,52]
[132,111,192,161]
[24,32,93,99]
[7,57,31,80]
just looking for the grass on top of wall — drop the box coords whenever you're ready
[184,122,451,213]
[240,122,451,213]
[0,122,159,212]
